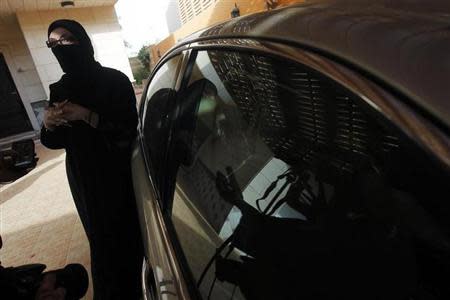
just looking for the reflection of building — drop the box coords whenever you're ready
[149,0,304,67]
[0,0,133,145]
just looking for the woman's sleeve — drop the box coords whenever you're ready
[95,74,138,149]
[40,86,69,150]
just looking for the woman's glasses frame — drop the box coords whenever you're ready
[46,37,78,48]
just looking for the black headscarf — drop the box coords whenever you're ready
[48,19,98,77]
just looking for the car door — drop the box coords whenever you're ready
[160,43,450,300]
[132,50,194,300]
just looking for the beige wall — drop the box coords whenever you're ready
[150,34,176,66]
[17,6,134,98]
[174,0,305,41]
[0,19,44,131]
[174,0,267,40]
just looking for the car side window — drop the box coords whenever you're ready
[169,50,450,299]
[142,55,182,190]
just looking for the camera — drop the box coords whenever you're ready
[0,263,88,300]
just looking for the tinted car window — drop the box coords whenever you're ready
[169,50,450,299]
[142,55,182,190]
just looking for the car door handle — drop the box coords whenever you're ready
[142,258,158,300]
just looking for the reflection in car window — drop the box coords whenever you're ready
[170,50,450,299]
[142,55,181,190]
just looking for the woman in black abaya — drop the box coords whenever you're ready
[41,20,142,299]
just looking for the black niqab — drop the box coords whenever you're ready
[48,19,97,77]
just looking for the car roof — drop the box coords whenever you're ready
[178,0,450,131]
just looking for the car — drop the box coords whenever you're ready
[131,1,450,299]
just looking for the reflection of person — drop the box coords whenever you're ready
[215,167,418,300]
[41,20,142,299]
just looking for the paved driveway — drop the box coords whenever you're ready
[0,143,92,299]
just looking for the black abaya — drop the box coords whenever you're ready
[41,20,142,300]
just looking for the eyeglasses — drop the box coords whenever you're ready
[46,37,78,48]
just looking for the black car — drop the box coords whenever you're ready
[131,1,450,299]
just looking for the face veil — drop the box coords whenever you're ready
[48,19,97,77]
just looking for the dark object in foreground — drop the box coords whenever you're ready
[0,139,38,184]
[41,19,143,299]
[0,263,89,300]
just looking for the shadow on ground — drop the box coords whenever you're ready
[35,147,65,166]
[0,161,63,205]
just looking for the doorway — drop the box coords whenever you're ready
[0,53,33,139]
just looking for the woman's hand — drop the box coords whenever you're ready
[60,101,99,128]
[45,100,98,129]
[43,101,69,130]
[60,102,90,122]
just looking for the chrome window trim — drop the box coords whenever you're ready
[175,49,194,91]
[142,258,156,300]
[186,39,450,170]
